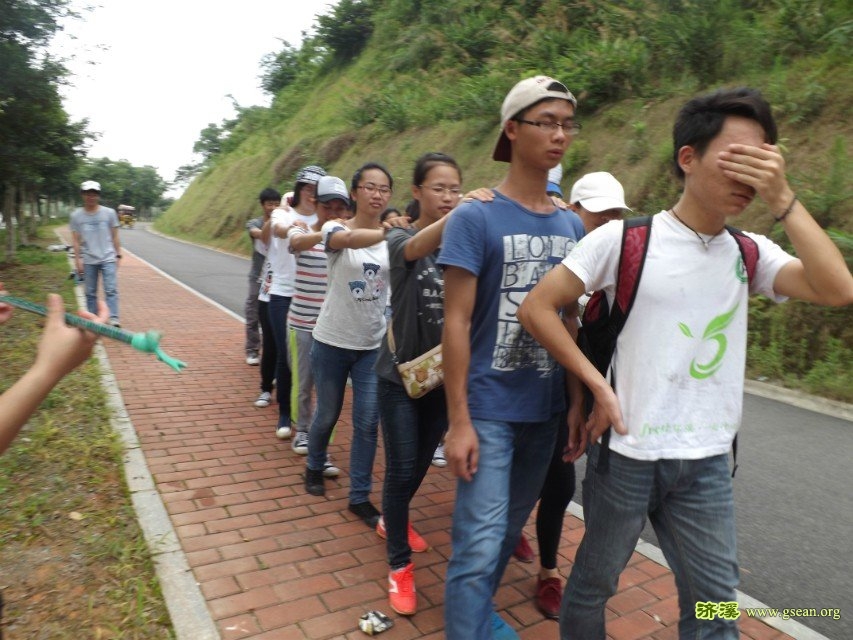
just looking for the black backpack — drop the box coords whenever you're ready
[577,215,759,475]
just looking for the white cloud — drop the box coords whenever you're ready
[50,0,337,192]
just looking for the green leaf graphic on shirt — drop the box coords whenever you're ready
[679,303,739,379]
[735,256,748,283]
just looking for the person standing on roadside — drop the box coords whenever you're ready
[70,180,122,327]
[244,188,281,368]
[375,152,464,616]
[264,166,326,440]
[303,162,392,532]
[438,76,585,640]
[517,87,853,640]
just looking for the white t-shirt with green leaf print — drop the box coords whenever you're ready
[563,211,795,461]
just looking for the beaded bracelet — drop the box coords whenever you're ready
[774,193,798,222]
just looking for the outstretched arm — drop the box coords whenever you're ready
[326,227,386,250]
[0,293,108,454]
[718,143,853,305]
[402,213,452,261]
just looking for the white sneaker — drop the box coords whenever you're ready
[275,424,292,439]
[291,431,309,455]
[323,455,340,478]
[254,391,271,408]
[431,444,447,468]
[246,352,260,366]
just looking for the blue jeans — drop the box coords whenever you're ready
[268,295,292,427]
[444,413,560,640]
[561,444,739,640]
[307,339,379,505]
[378,379,447,568]
[83,261,119,320]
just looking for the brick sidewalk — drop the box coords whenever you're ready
[90,246,793,640]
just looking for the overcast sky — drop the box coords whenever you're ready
[50,1,338,193]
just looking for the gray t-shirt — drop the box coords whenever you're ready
[246,217,266,280]
[376,227,445,385]
[69,206,119,264]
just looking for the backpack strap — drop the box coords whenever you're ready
[595,216,653,474]
[725,225,760,285]
[723,226,759,477]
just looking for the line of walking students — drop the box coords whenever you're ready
[242,75,853,640]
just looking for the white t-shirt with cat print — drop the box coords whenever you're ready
[311,220,389,350]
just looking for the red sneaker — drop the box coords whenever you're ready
[388,562,417,615]
[536,576,563,619]
[376,516,429,553]
[512,533,535,563]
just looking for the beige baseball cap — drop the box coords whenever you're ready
[493,76,577,162]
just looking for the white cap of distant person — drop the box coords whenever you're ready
[80,180,101,192]
[569,171,632,232]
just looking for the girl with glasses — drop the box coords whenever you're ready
[304,163,392,531]
[374,152,463,616]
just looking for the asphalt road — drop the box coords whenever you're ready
[119,223,250,317]
[118,224,851,639]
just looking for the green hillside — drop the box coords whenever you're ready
[158,0,853,399]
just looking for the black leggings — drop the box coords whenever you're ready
[535,420,576,570]
[257,300,277,393]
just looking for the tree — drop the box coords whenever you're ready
[192,122,226,161]
[73,158,167,218]
[1,46,85,259]
[0,0,84,260]
[315,0,374,66]
[0,0,72,48]
[260,40,301,95]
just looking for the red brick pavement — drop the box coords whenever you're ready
[82,245,793,640]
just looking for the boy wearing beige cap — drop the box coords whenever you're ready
[438,75,585,639]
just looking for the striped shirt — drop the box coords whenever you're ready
[286,227,328,331]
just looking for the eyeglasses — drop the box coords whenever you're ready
[419,185,463,197]
[515,119,582,136]
[358,183,392,196]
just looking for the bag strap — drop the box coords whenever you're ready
[724,225,760,284]
[596,216,653,474]
[386,317,401,364]
[723,226,758,477]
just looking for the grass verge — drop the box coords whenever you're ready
[0,226,174,639]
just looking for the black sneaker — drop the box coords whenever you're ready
[305,468,325,496]
[348,501,381,528]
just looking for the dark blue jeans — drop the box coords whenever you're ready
[561,444,739,639]
[308,339,379,505]
[378,378,447,569]
[268,295,292,426]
